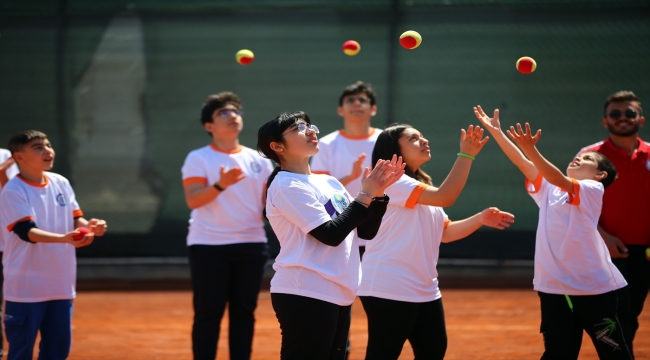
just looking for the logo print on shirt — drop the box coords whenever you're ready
[324,193,349,220]
[646,159,650,171]
[56,193,67,206]
[250,161,262,173]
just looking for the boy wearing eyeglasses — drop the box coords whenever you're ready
[181,92,274,360]
[578,90,649,357]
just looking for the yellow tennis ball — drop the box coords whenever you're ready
[516,56,537,74]
[236,49,254,65]
[646,247,650,260]
[342,40,360,56]
[399,30,422,49]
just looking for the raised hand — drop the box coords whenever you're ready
[459,124,489,157]
[360,155,406,197]
[480,207,515,230]
[473,106,501,133]
[506,123,541,152]
[348,153,367,181]
[218,165,246,189]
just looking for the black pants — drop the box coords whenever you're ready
[188,243,268,360]
[612,245,650,356]
[271,293,351,360]
[538,291,632,360]
[360,296,447,360]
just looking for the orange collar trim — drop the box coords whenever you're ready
[17,173,49,187]
[210,144,242,154]
[338,128,376,140]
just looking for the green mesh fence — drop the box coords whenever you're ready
[0,0,648,257]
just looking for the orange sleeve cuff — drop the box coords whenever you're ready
[405,183,428,209]
[7,216,34,232]
[182,177,208,187]
[311,170,330,175]
[525,173,543,194]
[567,178,581,205]
[444,219,451,229]
[73,209,84,218]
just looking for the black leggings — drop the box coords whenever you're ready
[538,291,632,360]
[360,296,447,360]
[272,293,351,360]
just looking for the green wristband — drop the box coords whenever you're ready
[457,152,475,161]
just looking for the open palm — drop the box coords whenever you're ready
[480,207,515,230]
[473,106,501,132]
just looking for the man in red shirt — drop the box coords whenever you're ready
[579,90,649,356]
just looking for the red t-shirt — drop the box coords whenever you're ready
[580,138,650,246]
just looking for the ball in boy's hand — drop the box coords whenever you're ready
[73,227,90,240]
[516,56,537,74]
[399,30,422,49]
[236,49,254,65]
[342,40,360,56]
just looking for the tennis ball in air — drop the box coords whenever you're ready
[73,227,90,241]
[342,40,360,56]
[399,30,422,49]
[236,49,254,65]
[516,56,537,74]
[646,247,650,260]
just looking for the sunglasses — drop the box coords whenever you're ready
[608,109,637,120]
[216,109,244,118]
[282,123,320,137]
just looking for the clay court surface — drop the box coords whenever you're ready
[9,287,647,360]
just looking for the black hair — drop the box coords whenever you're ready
[8,130,48,154]
[199,92,242,125]
[257,111,313,213]
[585,151,617,189]
[372,124,432,186]
[338,81,377,107]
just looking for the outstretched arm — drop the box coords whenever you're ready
[417,125,489,207]
[442,207,514,243]
[473,106,538,182]
[507,123,574,194]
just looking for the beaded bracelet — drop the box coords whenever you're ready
[457,152,475,161]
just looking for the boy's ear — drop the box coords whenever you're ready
[370,104,377,117]
[594,170,608,181]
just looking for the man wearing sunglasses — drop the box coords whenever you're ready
[181,92,274,360]
[579,90,648,356]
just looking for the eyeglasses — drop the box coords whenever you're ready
[282,123,320,137]
[344,97,371,105]
[216,109,244,118]
[608,109,638,120]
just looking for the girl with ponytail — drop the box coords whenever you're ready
[257,111,404,360]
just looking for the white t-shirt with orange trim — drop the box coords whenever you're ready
[310,128,380,246]
[358,175,449,303]
[0,172,82,302]
[266,171,359,306]
[181,144,274,246]
[526,175,626,295]
[0,148,19,252]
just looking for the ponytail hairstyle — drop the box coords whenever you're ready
[372,124,433,186]
[257,111,313,216]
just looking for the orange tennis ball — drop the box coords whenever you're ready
[236,49,254,65]
[73,227,90,241]
[516,56,537,74]
[342,40,360,56]
[399,30,422,49]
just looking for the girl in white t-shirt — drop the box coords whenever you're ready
[359,123,514,359]
[474,106,631,360]
[257,111,404,360]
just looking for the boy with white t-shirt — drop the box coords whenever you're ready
[181,92,274,360]
[474,106,631,360]
[0,130,107,360]
[311,81,381,258]
[0,148,19,357]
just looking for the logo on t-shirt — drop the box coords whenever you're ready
[56,193,67,206]
[250,161,262,173]
[646,159,650,171]
[324,193,349,219]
